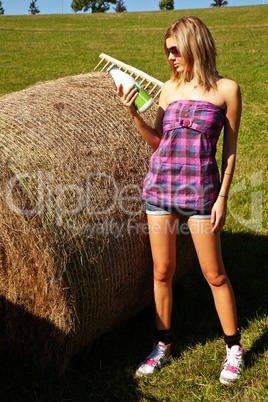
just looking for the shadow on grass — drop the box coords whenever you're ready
[0,231,267,401]
[244,327,268,369]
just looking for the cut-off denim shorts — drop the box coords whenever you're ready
[145,202,211,219]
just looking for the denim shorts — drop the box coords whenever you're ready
[144,202,211,219]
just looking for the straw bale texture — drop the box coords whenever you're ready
[0,72,197,372]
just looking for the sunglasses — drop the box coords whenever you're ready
[166,46,181,56]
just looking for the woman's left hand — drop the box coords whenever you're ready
[210,197,228,233]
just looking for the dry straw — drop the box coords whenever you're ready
[0,72,197,372]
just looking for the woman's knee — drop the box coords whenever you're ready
[154,262,175,283]
[203,270,228,287]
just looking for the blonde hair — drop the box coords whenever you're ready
[164,16,219,91]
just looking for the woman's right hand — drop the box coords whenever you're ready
[117,84,138,115]
[117,84,162,151]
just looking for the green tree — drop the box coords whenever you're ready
[114,0,127,12]
[71,0,116,13]
[29,0,40,15]
[210,0,228,7]
[159,0,174,10]
[0,1,5,15]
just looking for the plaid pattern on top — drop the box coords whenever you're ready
[142,100,225,213]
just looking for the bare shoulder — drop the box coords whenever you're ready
[159,79,176,109]
[217,77,241,100]
[161,79,176,96]
[217,78,242,124]
[162,79,176,89]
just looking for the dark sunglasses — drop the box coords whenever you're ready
[166,46,181,56]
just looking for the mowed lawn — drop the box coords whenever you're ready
[0,5,267,402]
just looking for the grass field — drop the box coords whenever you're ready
[0,5,267,401]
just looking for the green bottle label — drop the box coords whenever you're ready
[133,84,152,111]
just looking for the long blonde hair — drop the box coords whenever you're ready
[164,16,219,91]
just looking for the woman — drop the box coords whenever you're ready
[117,16,244,385]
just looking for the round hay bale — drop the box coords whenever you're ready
[0,72,197,372]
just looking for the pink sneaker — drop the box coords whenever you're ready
[135,341,171,376]
[220,345,244,385]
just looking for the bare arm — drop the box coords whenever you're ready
[117,83,169,151]
[211,79,242,233]
[220,81,242,196]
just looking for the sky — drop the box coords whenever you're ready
[1,0,266,15]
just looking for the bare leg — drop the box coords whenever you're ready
[147,214,178,331]
[188,218,238,335]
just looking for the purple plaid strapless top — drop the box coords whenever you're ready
[142,99,225,213]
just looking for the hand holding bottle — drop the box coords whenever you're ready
[117,84,139,114]
[108,65,153,113]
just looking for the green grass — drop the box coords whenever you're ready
[0,6,267,235]
[0,6,267,401]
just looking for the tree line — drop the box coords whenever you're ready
[0,1,229,16]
